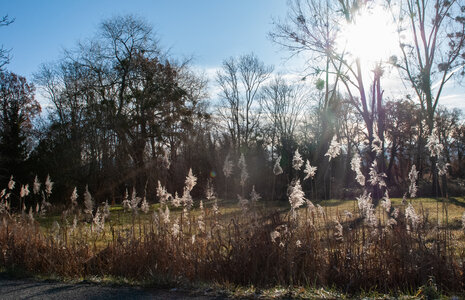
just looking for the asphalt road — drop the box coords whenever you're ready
[0,276,222,300]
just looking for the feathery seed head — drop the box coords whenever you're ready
[33,175,40,194]
[20,184,29,198]
[212,198,219,216]
[172,219,180,237]
[103,200,110,218]
[172,192,181,207]
[157,181,172,206]
[84,185,94,216]
[92,208,105,233]
[303,159,317,180]
[182,187,193,210]
[162,206,170,224]
[141,196,149,214]
[368,160,387,188]
[344,210,353,218]
[250,185,261,202]
[238,154,249,187]
[270,230,280,243]
[406,203,420,231]
[223,154,234,178]
[185,168,197,192]
[70,187,78,207]
[325,135,341,161]
[371,132,383,156]
[381,190,391,213]
[162,149,171,169]
[426,132,443,157]
[237,194,249,211]
[357,191,372,216]
[8,176,15,190]
[122,189,130,211]
[292,149,304,170]
[130,187,141,214]
[273,155,283,175]
[306,199,315,212]
[205,180,216,200]
[351,153,365,186]
[45,175,53,196]
[317,204,325,217]
[437,158,450,176]
[289,179,306,213]
[408,165,419,198]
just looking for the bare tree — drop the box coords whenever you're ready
[0,15,14,70]
[271,0,390,200]
[216,53,273,152]
[270,0,387,156]
[391,0,465,194]
[260,75,309,156]
[270,0,342,157]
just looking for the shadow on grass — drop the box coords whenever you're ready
[317,199,349,207]
[446,197,465,208]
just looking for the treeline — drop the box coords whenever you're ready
[1,10,465,205]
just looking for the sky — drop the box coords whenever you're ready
[1,0,291,76]
[1,0,464,112]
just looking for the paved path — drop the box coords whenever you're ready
[0,276,221,300]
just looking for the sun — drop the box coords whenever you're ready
[338,4,398,66]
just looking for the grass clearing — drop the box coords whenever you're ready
[33,196,465,249]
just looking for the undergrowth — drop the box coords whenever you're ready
[1,191,465,296]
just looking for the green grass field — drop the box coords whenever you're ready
[34,195,465,248]
[37,196,465,227]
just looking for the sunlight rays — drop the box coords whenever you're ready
[338,3,399,67]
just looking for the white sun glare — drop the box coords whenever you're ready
[339,4,398,66]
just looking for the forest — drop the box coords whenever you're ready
[1,0,465,297]
[0,1,464,205]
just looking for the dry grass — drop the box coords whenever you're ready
[1,192,465,297]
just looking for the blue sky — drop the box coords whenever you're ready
[1,0,464,112]
[2,0,290,78]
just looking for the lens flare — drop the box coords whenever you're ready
[338,4,398,65]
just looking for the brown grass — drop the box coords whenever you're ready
[1,196,465,295]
